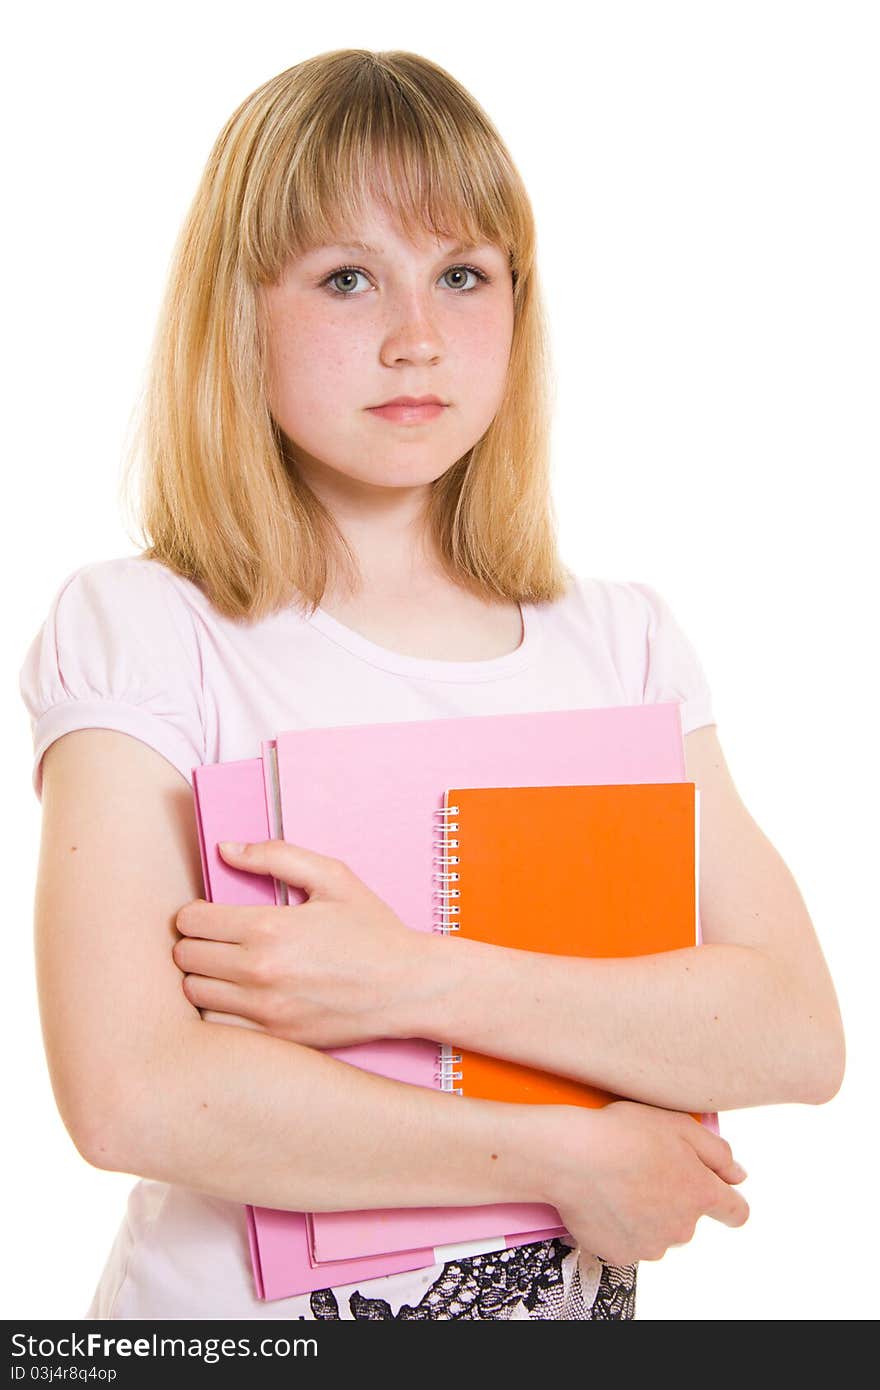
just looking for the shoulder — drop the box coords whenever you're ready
[56,553,195,606]
[20,553,206,702]
[558,572,664,634]
[19,556,208,801]
[47,555,206,645]
[564,573,704,644]
[559,573,714,735]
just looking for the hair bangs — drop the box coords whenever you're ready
[238,52,523,288]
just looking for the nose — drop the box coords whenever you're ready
[379,306,445,368]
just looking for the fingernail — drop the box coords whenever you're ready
[218,841,247,855]
[732,1162,748,1180]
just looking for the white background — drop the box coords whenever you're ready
[4,0,876,1321]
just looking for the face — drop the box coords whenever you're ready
[258,200,515,508]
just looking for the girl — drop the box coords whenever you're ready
[19,49,844,1321]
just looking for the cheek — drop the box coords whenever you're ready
[450,296,513,377]
[268,313,367,418]
[475,301,515,369]
[457,313,514,407]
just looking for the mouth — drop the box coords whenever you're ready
[366,400,448,423]
[369,396,447,408]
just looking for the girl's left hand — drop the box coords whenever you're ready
[172,839,432,1048]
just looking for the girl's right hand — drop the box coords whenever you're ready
[539,1099,750,1267]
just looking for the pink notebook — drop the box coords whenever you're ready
[193,757,506,1297]
[264,701,717,1265]
[191,715,595,1296]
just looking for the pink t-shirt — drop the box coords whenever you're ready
[19,555,715,1320]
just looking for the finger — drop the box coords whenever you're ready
[218,839,351,899]
[175,901,262,943]
[180,972,261,1019]
[172,937,247,982]
[706,1179,751,1229]
[682,1118,748,1185]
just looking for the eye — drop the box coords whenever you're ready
[320,264,491,298]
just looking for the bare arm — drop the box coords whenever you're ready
[119,1013,551,1212]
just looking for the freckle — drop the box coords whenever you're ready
[490,1153,498,1160]
[713,1015,719,1021]
[70,845,78,853]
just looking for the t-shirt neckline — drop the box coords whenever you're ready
[304,598,543,682]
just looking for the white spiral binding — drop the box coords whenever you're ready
[432,804,464,1095]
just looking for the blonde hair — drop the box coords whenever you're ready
[120,48,575,622]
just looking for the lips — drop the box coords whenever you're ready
[367,399,447,423]
[372,396,446,407]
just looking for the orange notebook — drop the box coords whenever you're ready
[435,782,702,1122]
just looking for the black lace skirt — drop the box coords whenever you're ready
[304,1239,638,1320]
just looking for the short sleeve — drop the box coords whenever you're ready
[18,557,206,802]
[626,581,716,736]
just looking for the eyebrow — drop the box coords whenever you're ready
[310,240,490,258]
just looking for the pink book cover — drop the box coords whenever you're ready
[268,701,719,1264]
[192,753,563,1300]
[257,736,566,1268]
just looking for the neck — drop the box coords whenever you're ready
[286,447,471,602]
